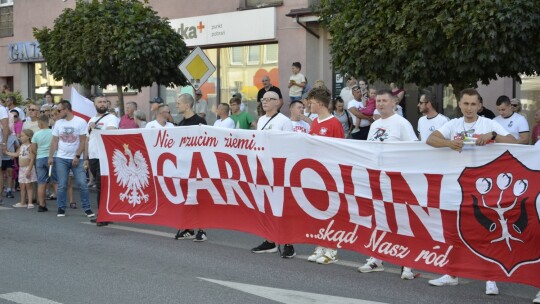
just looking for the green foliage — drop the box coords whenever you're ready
[33,0,188,114]
[0,91,24,106]
[320,0,540,90]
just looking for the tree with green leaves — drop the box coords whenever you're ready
[320,0,540,93]
[34,0,188,116]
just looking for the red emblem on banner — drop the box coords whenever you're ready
[458,151,540,276]
[102,134,157,219]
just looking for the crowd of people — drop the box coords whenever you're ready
[0,62,539,303]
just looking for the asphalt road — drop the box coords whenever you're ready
[0,189,537,304]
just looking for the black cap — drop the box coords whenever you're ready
[150,97,163,104]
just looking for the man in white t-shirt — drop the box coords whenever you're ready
[87,95,119,226]
[361,89,417,280]
[146,104,174,128]
[289,100,310,133]
[417,91,449,142]
[426,88,516,295]
[256,91,293,132]
[348,85,373,140]
[339,76,356,105]
[367,89,418,142]
[213,103,235,129]
[48,100,94,218]
[493,95,529,144]
[251,91,292,254]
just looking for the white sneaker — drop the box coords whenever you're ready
[351,128,360,134]
[533,291,540,303]
[485,281,499,295]
[307,246,324,262]
[428,274,459,286]
[316,248,338,264]
[401,267,414,280]
[358,257,384,273]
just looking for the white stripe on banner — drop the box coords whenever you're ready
[0,292,62,304]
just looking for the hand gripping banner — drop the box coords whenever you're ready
[96,126,540,287]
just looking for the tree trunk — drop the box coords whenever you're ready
[116,85,125,117]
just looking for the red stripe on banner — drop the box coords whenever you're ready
[73,111,91,122]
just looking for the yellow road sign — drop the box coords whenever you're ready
[178,47,216,90]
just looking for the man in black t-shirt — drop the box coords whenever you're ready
[176,93,207,126]
[174,93,207,242]
[477,95,495,119]
[256,76,283,116]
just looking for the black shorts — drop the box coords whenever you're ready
[1,159,14,171]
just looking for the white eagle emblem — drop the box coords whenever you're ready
[112,144,150,206]
[320,127,328,136]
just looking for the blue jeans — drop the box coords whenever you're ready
[55,157,90,211]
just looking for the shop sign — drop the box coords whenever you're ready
[169,7,276,47]
[8,41,45,63]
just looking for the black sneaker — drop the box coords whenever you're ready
[6,190,14,198]
[281,244,296,258]
[193,230,207,242]
[57,208,66,217]
[175,229,195,240]
[38,206,48,212]
[251,240,277,253]
[84,209,95,218]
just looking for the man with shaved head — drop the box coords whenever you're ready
[257,76,283,116]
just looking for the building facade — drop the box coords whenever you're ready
[0,0,538,129]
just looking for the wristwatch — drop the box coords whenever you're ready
[75,154,80,159]
[491,131,497,140]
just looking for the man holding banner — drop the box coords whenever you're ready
[426,88,517,295]
[87,95,119,226]
[359,89,418,280]
[251,91,293,254]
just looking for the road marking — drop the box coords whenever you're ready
[80,222,462,282]
[81,221,172,238]
[0,292,62,304]
[199,278,386,304]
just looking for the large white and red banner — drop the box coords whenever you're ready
[97,126,540,287]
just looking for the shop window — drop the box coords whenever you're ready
[264,44,278,64]
[163,44,278,126]
[0,0,13,38]
[518,75,540,141]
[247,46,260,65]
[33,62,64,103]
[241,0,283,9]
[230,47,243,65]
[101,85,138,95]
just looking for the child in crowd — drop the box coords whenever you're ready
[351,88,376,134]
[8,129,36,208]
[229,98,255,130]
[2,115,18,199]
[288,62,306,103]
